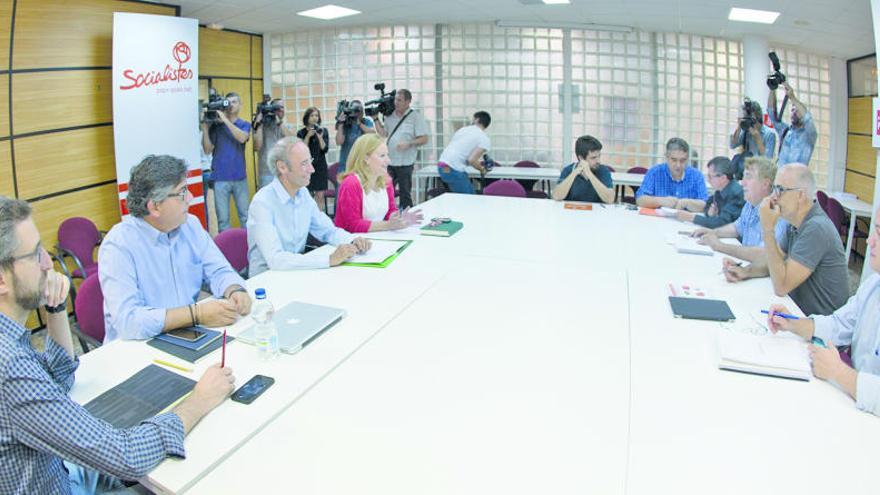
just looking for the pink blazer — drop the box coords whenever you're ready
[334,174,398,233]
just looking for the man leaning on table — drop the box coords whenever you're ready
[692,156,788,262]
[551,135,615,204]
[99,155,252,343]
[635,137,708,210]
[723,164,848,316]
[0,196,235,494]
[675,156,744,228]
[247,137,371,276]
[766,207,880,416]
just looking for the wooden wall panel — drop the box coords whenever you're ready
[844,171,875,205]
[251,35,263,79]
[13,0,175,70]
[0,0,11,70]
[0,141,13,197]
[848,96,873,135]
[0,75,9,137]
[16,126,116,199]
[200,28,251,78]
[30,182,119,251]
[846,134,875,176]
[13,70,112,134]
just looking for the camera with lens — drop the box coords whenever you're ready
[766,51,786,90]
[256,94,283,120]
[739,97,759,131]
[364,83,396,118]
[482,153,497,172]
[335,99,363,126]
[200,88,229,125]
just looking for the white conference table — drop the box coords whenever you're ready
[174,194,875,494]
[829,192,872,264]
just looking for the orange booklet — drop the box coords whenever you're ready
[638,207,660,216]
[564,202,592,211]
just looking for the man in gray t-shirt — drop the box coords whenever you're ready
[722,164,848,316]
[374,89,429,208]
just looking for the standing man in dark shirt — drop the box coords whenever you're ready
[551,135,614,204]
[202,92,251,232]
[676,156,744,228]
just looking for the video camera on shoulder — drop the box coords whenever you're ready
[364,82,396,118]
[256,94,283,120]
[200,88,229,125]
[335,99,363,126]
[766,52,786,90]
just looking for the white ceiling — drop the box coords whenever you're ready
[164,0,874,60]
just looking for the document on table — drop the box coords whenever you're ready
[348,239,409,264]
[674,236,714,256]
[83,364,197,428]
[718,332,812,381]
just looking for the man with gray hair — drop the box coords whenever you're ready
[0,195,236,493]
[692,156,789,262]
[636,137,709,210]
[247,137,371,275]
[99,155,251,342]
[676,156,744,228]
[723,163,848,315]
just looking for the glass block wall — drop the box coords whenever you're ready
[269,24,832,186]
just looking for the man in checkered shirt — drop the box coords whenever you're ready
[636,137,709,212]
[0,196,235,494]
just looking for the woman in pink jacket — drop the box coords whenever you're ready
[334,133,422,233]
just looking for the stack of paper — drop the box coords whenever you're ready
[718,332,812,381]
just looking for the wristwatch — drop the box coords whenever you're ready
[44,302,67,314]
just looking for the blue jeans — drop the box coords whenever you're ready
[65,461,138,494]
[438,165,474,194]
[214,179,250,231]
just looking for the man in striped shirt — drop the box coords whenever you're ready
[0,196,235,494]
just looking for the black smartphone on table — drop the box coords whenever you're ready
[231,375,275,405]
[166,327,206,342]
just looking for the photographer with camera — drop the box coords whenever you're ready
[201,92,251,232]
[335,100,375,176]
[297,107,330,205]
[730,98,776,159]
[373,89,429,209]
[766,53,818,167]
[254,97,295,189]
[437,111,492,194]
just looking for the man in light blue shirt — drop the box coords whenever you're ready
[768,81,818,167]
[693,156,787,262]
[247,137,371,276]
[767,206,880,416]
[99,155,251,342]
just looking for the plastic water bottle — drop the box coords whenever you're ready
[251,288,279,360]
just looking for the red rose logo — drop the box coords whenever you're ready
[173,41,191,64]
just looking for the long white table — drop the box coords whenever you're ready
[135,193,869,495]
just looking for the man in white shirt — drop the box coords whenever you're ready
[767,207,880,416]
[247,137,371,276]
[436,111,491,194]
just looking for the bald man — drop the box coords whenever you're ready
[723,163,848,315]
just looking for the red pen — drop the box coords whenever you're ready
[221,329,227,368]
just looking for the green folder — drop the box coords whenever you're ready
[342,240,412,268]
[420,221,463,237]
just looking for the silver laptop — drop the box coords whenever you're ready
[238,301,345,354]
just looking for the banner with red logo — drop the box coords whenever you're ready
[112,13,204,225]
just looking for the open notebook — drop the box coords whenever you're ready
[718,332,812,381]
